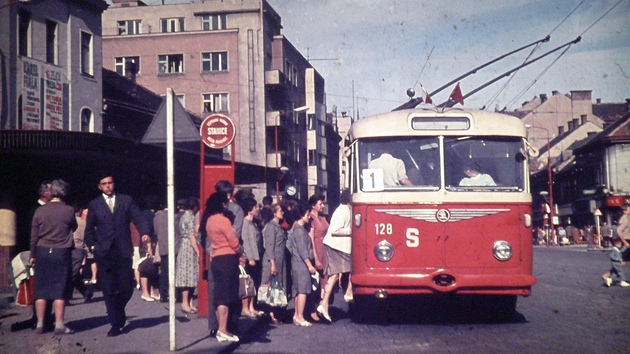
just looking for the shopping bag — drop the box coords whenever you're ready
[257,284,270,305]
[138,256,156,277]
[16,276,34,307]
[239,266,256,299]
[269,275,288,307]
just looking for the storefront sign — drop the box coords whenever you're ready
[606,195,630,207]
[22,59,41,130]
[44,68,64,130]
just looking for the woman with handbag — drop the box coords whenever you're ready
[138,240,160,302]
[239,197,264,317]
[260,203,287,325]
[286,204,316,327]
[206,192,244,343]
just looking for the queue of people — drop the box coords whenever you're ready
[25,174,359,341]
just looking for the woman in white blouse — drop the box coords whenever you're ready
[316,189,353,322]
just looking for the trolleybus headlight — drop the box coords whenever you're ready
[493,241,513,261]
[354,213,362,227]
[374,240,394,262]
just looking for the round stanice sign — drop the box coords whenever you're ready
[200,114,235,149]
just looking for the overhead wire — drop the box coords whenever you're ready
[484,0,587,110]
[411,46,434,93]
[500,0,623,111]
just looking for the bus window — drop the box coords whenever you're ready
[358,137,440,191]
[444,137,525,191]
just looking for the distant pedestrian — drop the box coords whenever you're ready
[571,226,581,245]
[557,226,568,246]
[601,222,613,248]
[584,225,594,248]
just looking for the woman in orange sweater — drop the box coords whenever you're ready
[205,192,244,343]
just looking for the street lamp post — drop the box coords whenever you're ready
[527,125,554,246]
[274,105,308,202]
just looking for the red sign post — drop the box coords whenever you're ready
[197,113,236,317]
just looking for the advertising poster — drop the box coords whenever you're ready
[44,67,64,130]
[22,59,41,130]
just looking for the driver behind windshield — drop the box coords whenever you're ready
[458,164,496,186]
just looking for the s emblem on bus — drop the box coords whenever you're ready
[436,209,451,222]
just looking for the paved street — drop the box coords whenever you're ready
[1,245,628,353]
[0,285,262,353]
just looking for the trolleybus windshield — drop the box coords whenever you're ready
[359,136,526,192]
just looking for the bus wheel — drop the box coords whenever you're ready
[473,295,517,322]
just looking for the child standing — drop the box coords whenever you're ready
[602,236,629,287]
[605,205,630,286]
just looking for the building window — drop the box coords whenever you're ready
[202,93,229,113]
[81,108,92,132]
[308,150,317,166]
[285,60,298,87]
[201,14,227,30]
[80,31,93,75]
[46,20,57,65]
[18,10,31,57]
[158,54,184,74]
[117,20,141,35]
[308,115,316,130]
[115,56,140,76]
[201,52,228,72]
[160,18,184,33]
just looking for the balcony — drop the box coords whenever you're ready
[265,70,285,86]
[266,111,281,127]
[266,151,287,169]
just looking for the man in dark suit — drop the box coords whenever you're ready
[84,174,150,337]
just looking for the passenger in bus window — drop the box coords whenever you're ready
[458,164,496,186]
[368,146,413,186]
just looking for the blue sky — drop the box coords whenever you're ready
[124,0,630,117]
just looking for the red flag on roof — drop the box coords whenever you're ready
[421,86,433,104]
[449,82,464,105]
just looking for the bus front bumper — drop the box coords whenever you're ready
[352,272,536,297]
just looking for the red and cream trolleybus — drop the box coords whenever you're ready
[345,108,537,317]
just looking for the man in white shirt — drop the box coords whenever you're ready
[369,150,413,187]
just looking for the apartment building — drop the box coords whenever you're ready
[0,0,108,293]
[102,0,328,201]
[1,0,107,132]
